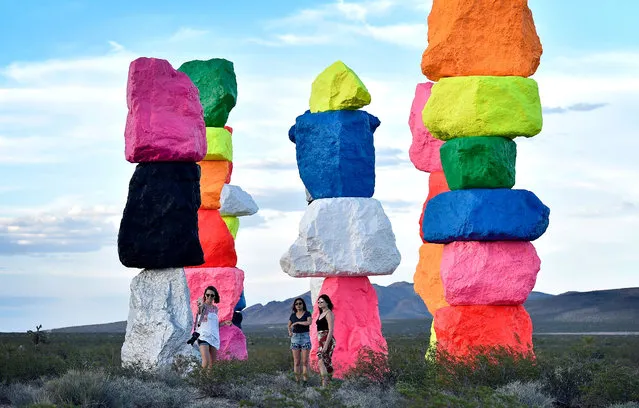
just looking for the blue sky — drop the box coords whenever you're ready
[1,0,638,332]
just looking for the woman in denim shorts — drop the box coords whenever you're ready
[288,297,312,383]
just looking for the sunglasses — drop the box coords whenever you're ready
[295,302,303,305]
[205,293,216,298]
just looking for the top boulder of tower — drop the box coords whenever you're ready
[178,58,238,127]
[309,61,371,113]
[421,0,542,81]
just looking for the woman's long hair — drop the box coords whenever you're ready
[291,297,308,312]
[318,294,333,310]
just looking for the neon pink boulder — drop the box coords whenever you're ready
[184,267,244,322]
[441,241,540,305]
[218,324,248,360]
[310,277,387,378]
[408,82,444,173]
[125,57,206,163]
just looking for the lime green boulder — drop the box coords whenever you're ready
[422,76,542,141]
[309,61,371,113]
[178,59,237,127]
[440,137,516,190]
[205,127,233,161]
[222,216,239,239]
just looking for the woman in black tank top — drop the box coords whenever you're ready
[316,294,335,387]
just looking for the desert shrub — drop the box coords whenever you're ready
[433,346,540,389]
[496,381,554,408]
[398,385,525,408]
[580,363,639,408]
[608,403,639,408]
[343,348,394,386]
[108,375,196,408]
[5,382,52,408]
[44,369,114,407]
[540,360,594,407]
[188,360,252,398]
[335,379,405,408]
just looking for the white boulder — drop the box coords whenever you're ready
[121,268,194,369]
[310,277,325,307]
[220,184,258,217]
[280,197,401,277]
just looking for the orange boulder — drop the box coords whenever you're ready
[199,161,230,209]
[421,0,542,81]
[434,305,533,358]
[193,209,237,267]
[413,243,448,315]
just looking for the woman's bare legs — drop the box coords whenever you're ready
[199,344,211,368]
[291,348,301,382]
[318,359,329,387]
[301,349,310,382]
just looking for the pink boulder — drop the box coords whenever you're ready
[125,57,206,163]
[441,241,540,305]
[310,277,387,378]
[218,324,248,360]
[408,82,444,173]
[184,267,244,322]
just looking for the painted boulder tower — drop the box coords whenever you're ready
[416,0,548,359]
[282,61,401,378]
[119,57,206,368]
[179,59,258,361]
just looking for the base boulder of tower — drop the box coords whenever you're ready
[310,277,387,378]
[121,268,194,369]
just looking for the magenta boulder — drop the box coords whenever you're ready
[125,57,206,163]
[218,324,248,360]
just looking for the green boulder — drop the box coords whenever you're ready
[440,136,516,190]
[422,76,542,140]
[178,59,237,127]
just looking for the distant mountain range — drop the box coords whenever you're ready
[51,282,639,333]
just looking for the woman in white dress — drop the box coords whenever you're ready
[195,286,221,368]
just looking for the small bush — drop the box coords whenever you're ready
[608,403,639,408]
[540,361,594,406]
[581,364,639,408]
[496,381,554,408]
[44,369,114,407]
[6,383,52,408]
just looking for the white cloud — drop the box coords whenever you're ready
[0,206,120,255]
[258,0,429,48]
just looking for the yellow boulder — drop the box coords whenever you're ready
[309,61,371,113]
[205,127,233,161]
[222,216,239,239]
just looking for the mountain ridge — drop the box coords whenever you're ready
[48,282,639,333]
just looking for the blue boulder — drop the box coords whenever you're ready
[421,189,550,243]
[234,290,246,311]
[289,110,380,198]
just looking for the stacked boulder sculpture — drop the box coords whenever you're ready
[179,59,258,361]
[281,61,401,377]
[119,57,206,368]
[413,0,549,359]
[119,57,257,367]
